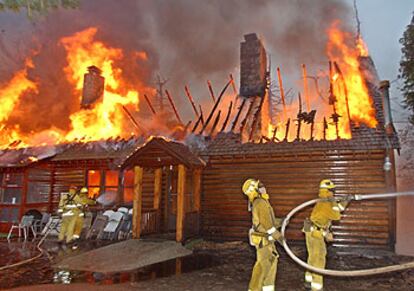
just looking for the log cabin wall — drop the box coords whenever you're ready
[0,158,122,232]
[201,149,395,250]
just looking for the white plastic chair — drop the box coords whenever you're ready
[102,212,124,240]
[86,214,108,240]
[7,215,36,240]
[33,213,51,235]
[102,210,115,218]
[117,207,128,214]
[41,216,61,236]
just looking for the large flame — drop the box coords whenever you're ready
[0,59,38,148]
[61,27,139,141]
[326,21,377,130]
[264,21,377,142]
[0,27,144,149]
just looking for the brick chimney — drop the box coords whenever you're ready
[81,65,105,108]
[240,33,267,98]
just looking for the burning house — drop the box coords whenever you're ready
[0,26,400,251]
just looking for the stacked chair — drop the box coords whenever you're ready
[11,207,135,243]
[117,207,133,240]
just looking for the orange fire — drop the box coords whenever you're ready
[264,21,377,142]
[61,27,140,142]
[0,27,148,149]
[356,36,369,57]
[0,58,38,148]
[326,21,377,131]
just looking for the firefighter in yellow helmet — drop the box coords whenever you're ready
[242,178,284,291]
[73,187,96,241]
[303,179,352,291]
[57,185,79,244]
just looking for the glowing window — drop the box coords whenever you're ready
[88,170,101,186]
[123,170,134,203]
[123,187,134,203]
[124,170,134,187]
[105,171,119,187]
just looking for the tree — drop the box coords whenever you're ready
[0,0,79,18]
[400,14,414,124]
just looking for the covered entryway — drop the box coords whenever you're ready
[121,137,205,242]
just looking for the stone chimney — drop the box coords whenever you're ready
[240,33,267,98]
[81,65,105,108]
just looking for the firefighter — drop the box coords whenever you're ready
[72,187,96,241]
[303,179,352,291]
[57,185,79,244]
[242,178,284,291]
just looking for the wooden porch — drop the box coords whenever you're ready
[121,137,205,242]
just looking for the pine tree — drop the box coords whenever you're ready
[400,14,414,124]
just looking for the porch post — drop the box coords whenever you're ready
[176,164,186,242]
[132,166,143,239]
[192,168,202,212]
[153,168,162,210]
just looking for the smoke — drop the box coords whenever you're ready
[0,0,352,134]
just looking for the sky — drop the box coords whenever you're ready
[344,0,413,122]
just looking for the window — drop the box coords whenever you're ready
[27,182,50,203]
[87,170,101,198]
[105,171,118,188]
[87,170,120,199]
[0,173,23,205]
[27,169,51,203]
[123,170,134,203]
[104,170,119,202]
[0,207,19,223]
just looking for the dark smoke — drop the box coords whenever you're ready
[0,0,352,132]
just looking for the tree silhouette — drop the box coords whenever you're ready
[0,0,79,18]
[400,14,414,124]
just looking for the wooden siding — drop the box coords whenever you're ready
[201,150,395,249]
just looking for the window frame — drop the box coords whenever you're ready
[0,172,24,206]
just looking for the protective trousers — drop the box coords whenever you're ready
[73,215,84,239]
[58,216,71,242]
[59,215,77,243]
[249,242,278,291]
[305,230,326,291]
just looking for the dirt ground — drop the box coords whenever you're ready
[1,239,414,291]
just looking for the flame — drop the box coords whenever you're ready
[0,59,38,148]
[61,27,140,142]
[356,36,369,57]
[263,21,377,142]
[326,21,377,131]
[27,156,39,163]
[0,27,147,149]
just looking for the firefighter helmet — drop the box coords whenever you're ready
[80,187,88,194]
[319,179,336,190]
[242,179,260,196]
[319,179,336,198]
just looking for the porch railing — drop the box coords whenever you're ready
[141,209,160,234]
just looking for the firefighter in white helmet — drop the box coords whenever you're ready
[242,178,284,291]
[303,179,352,291]
[57,185,79,244]
[72,187,96,242]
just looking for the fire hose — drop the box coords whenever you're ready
[0,223,53,271]
[280,191,414,277]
